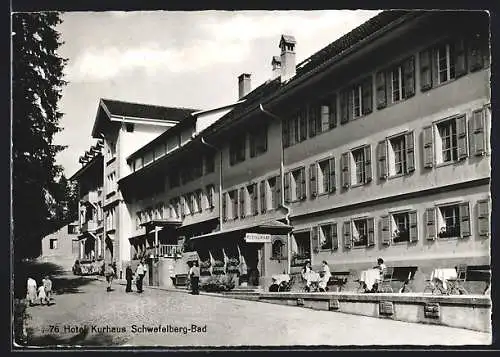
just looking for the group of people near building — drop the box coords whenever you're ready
[26,276,53,306]
[104,260,148,293]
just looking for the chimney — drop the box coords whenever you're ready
[279,34,296,83]
[238,73,252,99]
[271,56,281,79]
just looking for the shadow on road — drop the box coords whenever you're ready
[26,327,125,347]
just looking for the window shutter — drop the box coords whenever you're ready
[375,71,387,109]
[423,125,434,168]
[454,38,467,77]
[470,109,486,156]
[331,223,338,250]
[253,183,258,215]
[180,197,186,217]
[299,110,308,142]
[284,172,291,203]
[260,180,267,213]
[343,221,352,249]
[456,114,468,160]
[364,145,372,183]
[340,91,349,124]
[425,207,436,240]
[405,131,415,173]
[222,193,227,221]
[409,211,418,242]
[276,176,282,208]
[381,215,391,245]
[309,105,317,138]
[419,49,433,91]
[377,140,388,180]
[362,77,373,115]
[311,226,319,253]
[329,95,337,129]
[469,33,484,72]
[239,188,245,218]
[459,202,471,238]
[309,163,317,199]
[403,56,415,98]
[282,119,290,148]
[367,218,375,247]
[341,152,350,189]
[328,157,336,193]
[300,167,307,200]
[477,199,490,237]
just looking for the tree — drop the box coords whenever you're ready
[12,12,68,259]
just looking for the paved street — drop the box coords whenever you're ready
[24,273,490,347]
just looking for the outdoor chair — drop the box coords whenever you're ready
[447,264,468,295]
[378,267,394,293]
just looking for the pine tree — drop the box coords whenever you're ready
[12,12,68,259]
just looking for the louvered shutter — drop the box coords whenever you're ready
[311,226,319,253]
[299,110,308,142]
[364,145,372,183]
[423,126,434,168]
[375,71,387,109]
[419,49,433,91]
[343,221,352,249]
[260,180,266,213]
[222,193,227,221]
[469,33,484,72]
[409,211,418,242]
[331,223,338,250]
[456,115,468,160]
[275,176,282,208]
[329,95,337,129]
[405,131,415,173]
[381,215,391,245]
[341,152,350,189]
[300,167,307,200]
[282,119,290,148]
[454,38,467,77]
[459,202,471,238]
[470,109,486,156]
[309,105,318,138]
[425,207,436,240]
[367,218,375,247]
[377,140,388,180]
[340,91,349,124]
[284,172,291,203]
[362,77,373,115]
[403,56,415,98]
[239,188,245,218]
[477,199,490,237]
[180,196,186,217]
[309,163,317,199]
[328,157,336,193]
[253,183,258,215]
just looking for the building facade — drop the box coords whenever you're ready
[39,222,80,271]
[79,11,491,291]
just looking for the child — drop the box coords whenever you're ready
[37,285,46,305]
[42,276,53,304]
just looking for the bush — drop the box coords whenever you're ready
[227,258,239,266]
[13,299,31,346]
[212,260,225,268]
[199,260,211,269]
[200,275,235,292]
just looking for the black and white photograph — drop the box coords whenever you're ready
[12,8,492,348]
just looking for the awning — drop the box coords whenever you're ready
[78,231,98,241]
[191,220,292,240]
[140,218,183,229]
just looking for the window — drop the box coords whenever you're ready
[247,183,258,216]
[315,158,335,195]
[392,213,410,242]
[229,135,246,165]
[431,115,467,166]
[170,198,180,218]
[195,190,203,213]
[438,120,458,162]
[308,104,321,138]
[391,66,405,102]
[143,151,153,167]
[352,219,368,247]
[49,239,58,249]
[249,125,268,158]
[125,123,134,132]
[272,240,285,259]
[262,176,280,212]
[381,211,417,245]
[341,145,372,188]
[154,143,166,159]
[438,205,460,238]
[425,203,471,240]
[268,177,276,210]
[228,190,238,220]
[352,85,362,118]
[206,185,215,209]
[352,148,365,185]
[379,132,415,179]
[284,109,308,147]
[340,77,373,124]
[291,232,311,267]
[319,223,338,250]
[205,152,215,174]
[169,172,180,188]
[344,218,375,249]
[437,43,456,84]
[285,167,306,202]
[67,225,78,235]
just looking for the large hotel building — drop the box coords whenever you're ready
[70,11,490,292]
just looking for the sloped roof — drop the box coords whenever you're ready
[101,98,200,121]
[280,34,297,45]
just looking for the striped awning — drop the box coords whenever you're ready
[191,220,292,240]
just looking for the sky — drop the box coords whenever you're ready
[54,10,382,177]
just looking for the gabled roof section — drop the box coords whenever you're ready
[280,34,296,45]
[100,99,200,121]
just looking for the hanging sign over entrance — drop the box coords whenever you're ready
[245,233,272,243]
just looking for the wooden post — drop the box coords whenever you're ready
[155,226,159,257]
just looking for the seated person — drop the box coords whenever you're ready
[371,258,387,292]
[318,261,331,292]
[301,261,313,292]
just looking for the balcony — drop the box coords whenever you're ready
[81,190,99,204]
[159,244,183,258]
[81,220,98,233]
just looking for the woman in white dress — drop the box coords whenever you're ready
[26,277,37,306]
[318,261,331,292]
[301,261,314,292]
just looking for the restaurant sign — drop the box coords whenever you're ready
[245,233,272,243]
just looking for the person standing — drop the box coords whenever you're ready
[42,276,53,304]
[26,277,37,306]
[189,260,200,295]
[135,260,145,293]
[37,284,46,305]
[125,265,133,293]
[104,263,115,292]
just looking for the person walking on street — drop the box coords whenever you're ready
[125,265,133,293]
[42,276,53,304]
[105,263,115,292]
[26,277,37,306]
[37,284,46,305]
[189,260,200,295]
[136,260,146,293]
